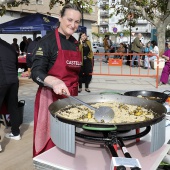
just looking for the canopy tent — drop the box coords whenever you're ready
[0,13,86,36]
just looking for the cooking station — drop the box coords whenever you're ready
[33,94,170,170]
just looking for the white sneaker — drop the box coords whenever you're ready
[5,133,21,140]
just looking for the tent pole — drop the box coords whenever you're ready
[33,33,37,40]
[41,30,46,37]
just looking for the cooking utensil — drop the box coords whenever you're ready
[36,77,114,123]
[49,94,166,130]
[61,94,115,123]
[124,90,170,103]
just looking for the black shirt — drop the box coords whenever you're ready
[31,30,79,86]
[0,39,18,86]
[20,41,27,52]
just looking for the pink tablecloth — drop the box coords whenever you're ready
[18,56,26,63]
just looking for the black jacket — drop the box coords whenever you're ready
[0,39,18,86]
[31,30,79,86]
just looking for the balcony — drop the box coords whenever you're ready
[137,19,148,25]
[100,1,109,8]
[100,11,109,17]
[131,28,151,33]
[100,21,109,25]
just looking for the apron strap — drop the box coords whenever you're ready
[55,28,62,50]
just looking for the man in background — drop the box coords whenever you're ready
[11,38,20,56]
[131,33,144,67]
[0,38,21,141]
[103,35,112,63]
[26,36,41,78]
[20,36,28,54]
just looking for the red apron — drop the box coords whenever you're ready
[33,29,81,157]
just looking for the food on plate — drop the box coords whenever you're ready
[55,101,155,123]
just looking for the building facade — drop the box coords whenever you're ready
[92,0,152,44]
[0,0,98,43]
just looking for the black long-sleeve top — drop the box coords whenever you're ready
[31,30,79,86]
[0,39,18,86]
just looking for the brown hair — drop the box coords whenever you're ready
[78,32,86,42]
[60,3,81,17]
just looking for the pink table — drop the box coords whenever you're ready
[18,56,26,63]
[33,140,170,170]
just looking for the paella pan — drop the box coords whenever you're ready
[49,94,166,130]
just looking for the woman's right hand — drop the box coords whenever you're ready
[44,76,70,95]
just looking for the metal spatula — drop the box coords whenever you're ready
[62,93,114,123]
[36,77,114,123]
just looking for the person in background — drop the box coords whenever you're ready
[159,42,170,85]
[131,33,143,67]
[24,38,32,53]
[78,32,93,93]
[103,35,112,63]
[144,40,159,69]
[20,36,28,54]
[26,36,41,78]
[165,42,168,52]
[114,42,126,59]
[0,38,21,141]
[31,3,82,157]
[143,41,153,69]
[11,38,20,56]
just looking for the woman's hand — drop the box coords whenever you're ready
[44,76,70,95]
[162,55,169,61]
[80,39,83,44]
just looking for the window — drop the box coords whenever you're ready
[37,0,43,5]
[30,0,36,5]
[30,0,43,5]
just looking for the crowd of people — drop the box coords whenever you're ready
[10,36,41,78]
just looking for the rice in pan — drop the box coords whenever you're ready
[55,101,155,123]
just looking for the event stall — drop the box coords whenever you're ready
[0,13,86,37]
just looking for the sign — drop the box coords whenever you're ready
[110,157,141,170]
[113,27,117,33]
[109,59,122,66]
[120,33,123,37]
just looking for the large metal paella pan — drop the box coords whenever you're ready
[49,94,166,130]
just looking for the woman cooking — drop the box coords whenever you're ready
[31,3,82,157]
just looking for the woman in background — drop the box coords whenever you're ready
[114,43,126,59]
[159,42,170,85]
[143,41,153,69]
[78,32,93,93]
[144,40,159,69]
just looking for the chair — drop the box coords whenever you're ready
[0,114,7,128]
[0,102,8,128]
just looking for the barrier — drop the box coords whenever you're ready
[92,52,162,88]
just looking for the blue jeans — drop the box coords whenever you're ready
[131,53,140,66]
[144,55,156,68]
